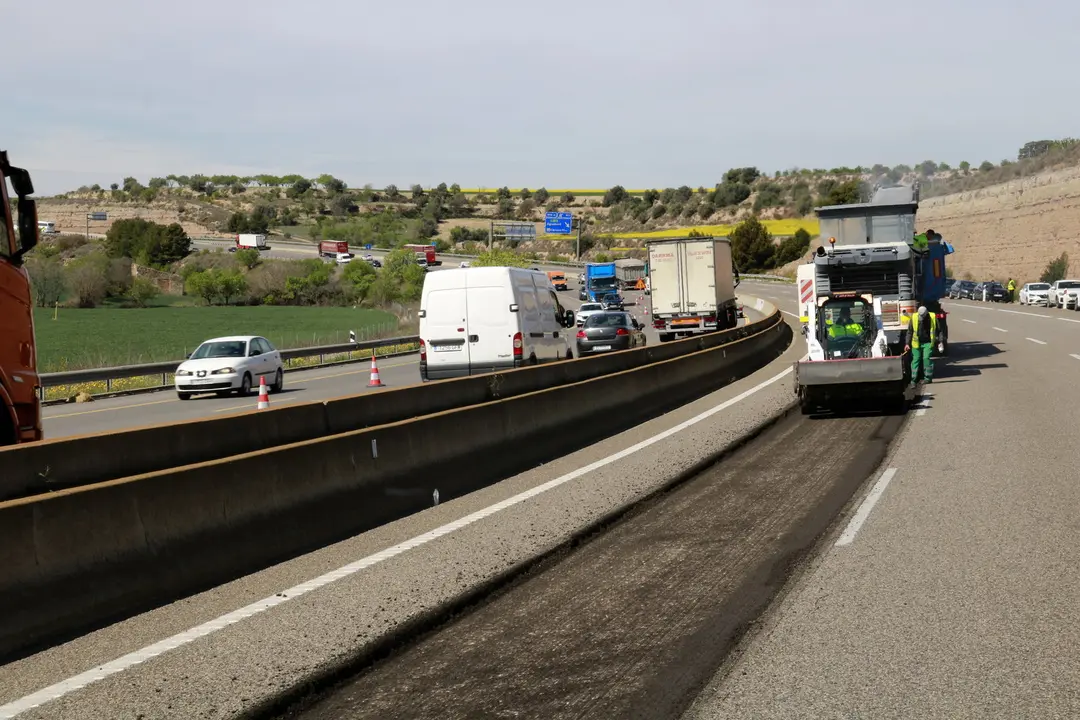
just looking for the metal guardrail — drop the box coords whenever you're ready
[38,335,420,398]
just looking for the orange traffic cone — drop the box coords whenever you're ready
[367,351,385,388]
[256,375,270,409]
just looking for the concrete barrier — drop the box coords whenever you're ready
[0,312,791,659]
[1,304,770,502]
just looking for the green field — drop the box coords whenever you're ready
[34,305,401,372]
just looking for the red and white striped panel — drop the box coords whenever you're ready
[799,279,814,305]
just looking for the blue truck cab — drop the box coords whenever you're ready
[580,262,619,302]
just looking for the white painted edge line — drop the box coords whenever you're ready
[1071,354,1080,361]
[781,310,800,318]
[1000,309,1051,318]
[961,319,977,324]
[992,327,1008,333]
[1058,317,1080,324]
[835,468,899,547]
[1026,338,1047,345]
[0,367,796,719]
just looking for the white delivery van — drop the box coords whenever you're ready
[419,267,577,380]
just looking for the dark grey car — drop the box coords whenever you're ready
[575,311,646,355]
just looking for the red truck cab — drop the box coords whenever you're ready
[0,151,42,445]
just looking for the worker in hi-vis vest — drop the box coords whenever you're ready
[904,305,936,384]
[1007,278,1016,303]
[827,308,863,340]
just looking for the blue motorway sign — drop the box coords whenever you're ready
[545,211,573,235]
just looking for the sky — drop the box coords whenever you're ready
[6,0,1080,196]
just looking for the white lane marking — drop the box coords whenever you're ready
[0,367,795,719]
[992,327,1008,333]
[911,394,932,417]
[1071,354,1080,361]
[1000,309,1051,318]
[961,319,977,324]
[1058,317,1080,324]
[1026,338,1047,345]
[781,310,800,318]
[835,468,898,547]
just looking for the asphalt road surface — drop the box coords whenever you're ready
[683,293,1080,718]
[42,282,768,439]
[271,409,903,720]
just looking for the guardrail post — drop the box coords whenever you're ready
[106,378,112,393]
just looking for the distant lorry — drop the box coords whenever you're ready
[404,244,440,266]
[547,270,568,291]
[646,236,739,342]
[0,150,43,445]
[319,240,349,257]
[418,266,576,380]
[614,258,647,289]
[579,261,619,302]
[794,183,955,414]
[234,234,268,251]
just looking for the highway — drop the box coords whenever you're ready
[9,281,1077,719]
[41,278,760,439]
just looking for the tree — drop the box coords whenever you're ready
[642,189,659,206]
[816,179,861,206]
[516,199,537,221]
[519,188,532,200]
[724,167,760,185]
[384,184,401,200]
[603,185,629,207]
[472,248,531,268]
[1019,140,1054,160]
[110,183,119,191]
[729,217,775,271]
[104,218,192,266]
[218,270,248,305]
[341,257,378,304]
[235,248,261,270]
[773,228,812,266]
[534,187,549,205]
[561,191,575,204]
[959,160,971,173]
[185,269,222,305]
[979,161,994,172]
[26,256,67,307]
[496,186,511,200]
[65,253,110,308]
[127,276,160,307]
[417,217,439,238]
[1041,252,1069,283]
[287,178,312,197]
[918,160,938,176]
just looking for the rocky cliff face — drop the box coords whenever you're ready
[35,198,228,238]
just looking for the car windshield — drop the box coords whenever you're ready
[191,340,247,359]
[580,304,602,312]
[1029,283,1050,290]
[585,313,630,328]
[1059,281,1080,289]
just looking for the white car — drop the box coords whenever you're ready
[174,335,284,400]
[1048,279,1080,309]
[575,302,605,326]
[1019,282,1051,306]
[459,261,471,268]
[336,252,354,264]
[362,253,375,261]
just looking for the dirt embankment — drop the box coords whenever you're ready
[916,165,1080,282]
[35,198,228,238]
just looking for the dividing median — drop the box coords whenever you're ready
[0,300,791,660]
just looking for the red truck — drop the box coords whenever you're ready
[0,150,43,445]
[319,240,349,257]
[404,243,439,265]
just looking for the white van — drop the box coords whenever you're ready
[419,267,577,380]
[37,221,57,235]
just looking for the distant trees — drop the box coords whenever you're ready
[104,218,192,267]
[1041,252,1069,283]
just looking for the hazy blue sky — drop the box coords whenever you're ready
[8,0,1079,195]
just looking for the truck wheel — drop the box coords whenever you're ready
[659,334,673,343]
[0,406,16,446]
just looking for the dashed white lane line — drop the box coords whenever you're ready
[835,467,899,546]
[961,319,977,324]
[1071,354,1080,361]
[992,327,1008,333]
[0,367,796,719]
[1058,317,1080,324]
[1000,309,1051,318]
[1026,338,1048,345]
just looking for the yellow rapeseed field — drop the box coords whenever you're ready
[457,188,648,196]
[609,219,820,239]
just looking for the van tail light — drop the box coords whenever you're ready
[513,332,523,357]
[576,330,586,339]
[616,328,629,336]
[419,339,426,362]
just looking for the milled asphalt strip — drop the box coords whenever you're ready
[834,468,899,547]
[0,366,796,720]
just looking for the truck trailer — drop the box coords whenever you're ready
[646,236,739,342]
[234,233,268,251]
[319,240,349,257]
[794,183,955,415]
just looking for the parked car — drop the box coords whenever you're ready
[948,279,977,300]
[418,266,575,380]
[575,311,647,355]
[174,335,284,400]
[575,302,605,327]
[1019,282,1051,306]
[972,282,1007,302]
[1048,279,1080,309]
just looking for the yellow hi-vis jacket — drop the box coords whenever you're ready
[908,312,936,348]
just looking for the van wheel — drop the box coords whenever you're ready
[529,354,538,366]
[0,406,16,446]
[565,349,573,360]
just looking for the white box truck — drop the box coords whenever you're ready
[647,236,739,342]
[419,267,577,380]
[234,234,268,251]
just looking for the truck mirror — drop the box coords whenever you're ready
[14,197,38,258]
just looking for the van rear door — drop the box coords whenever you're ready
[424,285,470,375]
[465,282,515,373]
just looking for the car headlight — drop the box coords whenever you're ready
[211,367,235,375]
[176,369,193,376]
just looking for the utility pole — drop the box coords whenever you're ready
[575,216,583,260]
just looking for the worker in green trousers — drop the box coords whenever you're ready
[904,305,936,384]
